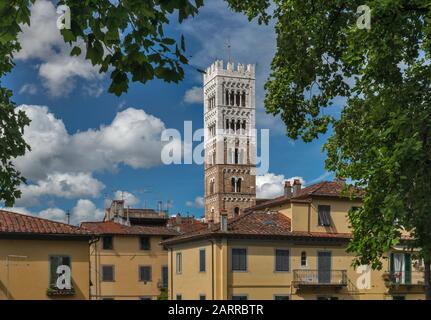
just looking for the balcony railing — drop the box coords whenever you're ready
[385,271,425,287]
[293,270,348,288]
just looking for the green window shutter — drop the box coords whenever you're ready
[390,253,395,273]
[404,254,412,284]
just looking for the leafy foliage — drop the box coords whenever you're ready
[0,0,204,205]
[229,0,431,297]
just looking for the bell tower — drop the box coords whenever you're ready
[203,60,256,222]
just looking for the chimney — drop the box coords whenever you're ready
[293,179,302,197]
[284,181,292,197]
[220,212,228,232]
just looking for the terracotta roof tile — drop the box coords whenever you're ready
[80,220,179,236]
[252,180,363,210]
[0,209,90,236]
[162,210,351,245]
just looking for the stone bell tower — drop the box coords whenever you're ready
[203,60,256,222]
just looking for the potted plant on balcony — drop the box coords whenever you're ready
[382,272,394,286]
[46,286,75,297]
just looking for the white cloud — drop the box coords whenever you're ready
[256,173,305,199]
[39,207,67,223]
[183,87,203,104]
[15,0,102,96]
[83,83,104,97]
[16,172,105,206]
[19,83,38,95]
[5,199,105,225]
[113,190,139,207]
[186,196,204,208]
[1,207,33,215]
[14,104,170,180]
[71,199,104,225]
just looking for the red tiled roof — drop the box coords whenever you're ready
[0,209,90,236]
[251,180,363,210]
[80,221,179,236]
[162,210,351,245]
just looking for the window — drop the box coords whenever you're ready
[318,205,331,226]
[176,294,182,300]
[199,294,206,300]
[274,295,290,300]
[139,266,152,282]
[232,295,248,300]
[102,265,115,282]
[176,252,182,274]
[301,251,307,267]
[140,236,151,250]
[102,236,113,250]
[199,249,206,272]
[232,248,247,271]
[275,249,290,272]
[234,148,239,164]
[237,178,242,192]
[234,207,240,216]
[49,255,71,288]
[161,265,168,288]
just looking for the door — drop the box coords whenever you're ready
[318,251,332,284]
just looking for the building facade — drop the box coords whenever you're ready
[0,209,91,300]
[204,60,256,222]
[163,181,426,300]
[81,200,180,300]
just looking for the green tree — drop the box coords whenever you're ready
[0,0,204,205]
[229,0,431,299]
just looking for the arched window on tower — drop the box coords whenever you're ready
[211,208,215,221]
[225,90,229,105]
[230,91,234,106]
[237,178,242,192]
[234,207,240,216]
[226,119,229,131]
[210,179,215,195]
[234,148,239,164]
[231,177,236,192]
[241,92,246,107]
[236,92,240,106]
[236,120,241,132]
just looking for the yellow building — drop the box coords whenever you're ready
[163,180,425,300]
[0,209,91,300]
[81,220,178,300]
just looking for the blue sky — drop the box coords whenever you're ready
[2,0,335,223]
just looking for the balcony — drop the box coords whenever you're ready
[384,271,425,291]
[293,270,348,288]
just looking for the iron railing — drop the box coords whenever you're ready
[293,270,348,287]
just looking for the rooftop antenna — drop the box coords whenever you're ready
[226,36,232,63]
